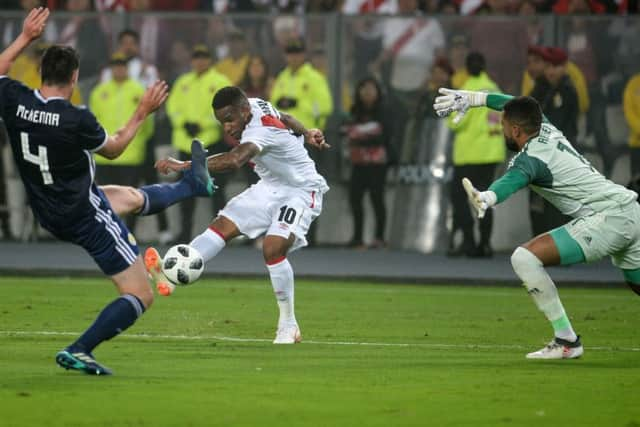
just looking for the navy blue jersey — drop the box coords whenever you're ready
[0,76,107,232]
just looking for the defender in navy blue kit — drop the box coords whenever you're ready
[0,8,214,375]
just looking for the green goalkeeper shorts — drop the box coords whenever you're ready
[552,202,640,270]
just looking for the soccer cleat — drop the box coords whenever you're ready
[144,247,175,296]
[55,350,113,375]
[526,336,584,360]
[273,325,302,344]
[183,139,216,197]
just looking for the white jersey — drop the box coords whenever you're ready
[508,121,636,216]
[239,98,329,192]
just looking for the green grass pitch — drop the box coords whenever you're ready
[1,276,640,426]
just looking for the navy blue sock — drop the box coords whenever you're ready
[69,294,145,354]
[138,180,193,216]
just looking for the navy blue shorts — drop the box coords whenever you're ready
[53,186,139,276]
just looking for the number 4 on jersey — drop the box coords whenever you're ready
[21,132,53,184]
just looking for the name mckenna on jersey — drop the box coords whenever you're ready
[16,104,60,127]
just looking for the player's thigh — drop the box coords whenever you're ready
[217,182,274,239]
[101,185,145,217]
[65,190,142,291]
[555,211,633,267]
[610,203,640,271]
[110,257,153,308]
[266,189,323,253]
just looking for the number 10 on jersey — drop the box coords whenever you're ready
[21,132,53,184]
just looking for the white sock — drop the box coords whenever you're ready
[511,247,578,342]
[190,228,226,263]
[266,258,297,329]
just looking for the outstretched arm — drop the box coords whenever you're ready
[434,88,515,122]
[0,7,49,76]
[155,142,261,175]
[280,112,330,150]
[97,81,168,159]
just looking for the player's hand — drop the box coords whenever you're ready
[139,80,169,116]
[433,88,488,124]
[304,129,330,150]
[22,7,50,41]
[462,177,496,219]
[155,157,191,175]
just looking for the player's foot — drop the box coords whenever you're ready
[273,324,302,344]
[55,350,112,375]
[144,247,175,296]
[526,336,583,359]
[183,139,215,197]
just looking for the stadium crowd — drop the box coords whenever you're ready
[1,0,638,14]
[0,0,638,256]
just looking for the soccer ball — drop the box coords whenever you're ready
[162,244,204,285]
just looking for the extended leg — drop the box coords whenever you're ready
[101,140,214,218]
[144,215,240,296]
[263,233,300,344]
[512,231,584,359]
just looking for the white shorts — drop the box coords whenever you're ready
[562,202,640,270]
[218,180,324,252]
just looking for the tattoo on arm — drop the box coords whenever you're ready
[206,143,260,173]
[279,112,307,136]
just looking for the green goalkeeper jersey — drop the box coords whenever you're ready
[486,94,637,217]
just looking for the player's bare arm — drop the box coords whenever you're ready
[280,112,330,150]
[155,142,260,175]
[97,81,168,159]
[0,7,49,75]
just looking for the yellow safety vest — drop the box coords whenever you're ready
[167,67,232,153]
[270,62,333,130]
[90,79,152,165]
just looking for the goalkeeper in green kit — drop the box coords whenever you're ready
[434,88,640,360]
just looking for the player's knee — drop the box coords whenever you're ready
[511,246,541,274]
[128,187,145,213]
[262,238,287,264]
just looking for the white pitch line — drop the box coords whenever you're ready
[1,330,639,352]
[161,283,634,300]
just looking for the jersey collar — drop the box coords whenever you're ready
[34,89,66,103]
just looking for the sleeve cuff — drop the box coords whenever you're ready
[89,131,109,153]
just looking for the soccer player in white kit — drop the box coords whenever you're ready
[147,86,330,344]
[435,89,640,360]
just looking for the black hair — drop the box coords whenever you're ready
[503,96,543,135]
[118,29,140,42]
[466,51,486,76]
[351,76,384,119]
[40,45,79,86]
[212,86,248,110]
[240,55,270,93]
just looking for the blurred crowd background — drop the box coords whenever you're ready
[0,0,639,257]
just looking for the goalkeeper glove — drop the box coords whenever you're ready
[433,88,488,124]
[462,177,497,219]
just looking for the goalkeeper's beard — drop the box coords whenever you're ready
[505,136,520,152]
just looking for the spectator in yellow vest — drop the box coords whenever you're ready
[90,52,153,228]
[624,73,640,178]
[270,37,333,131]
[214,30,250,86]
[166,44,232,242]
[447,52,505,258]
